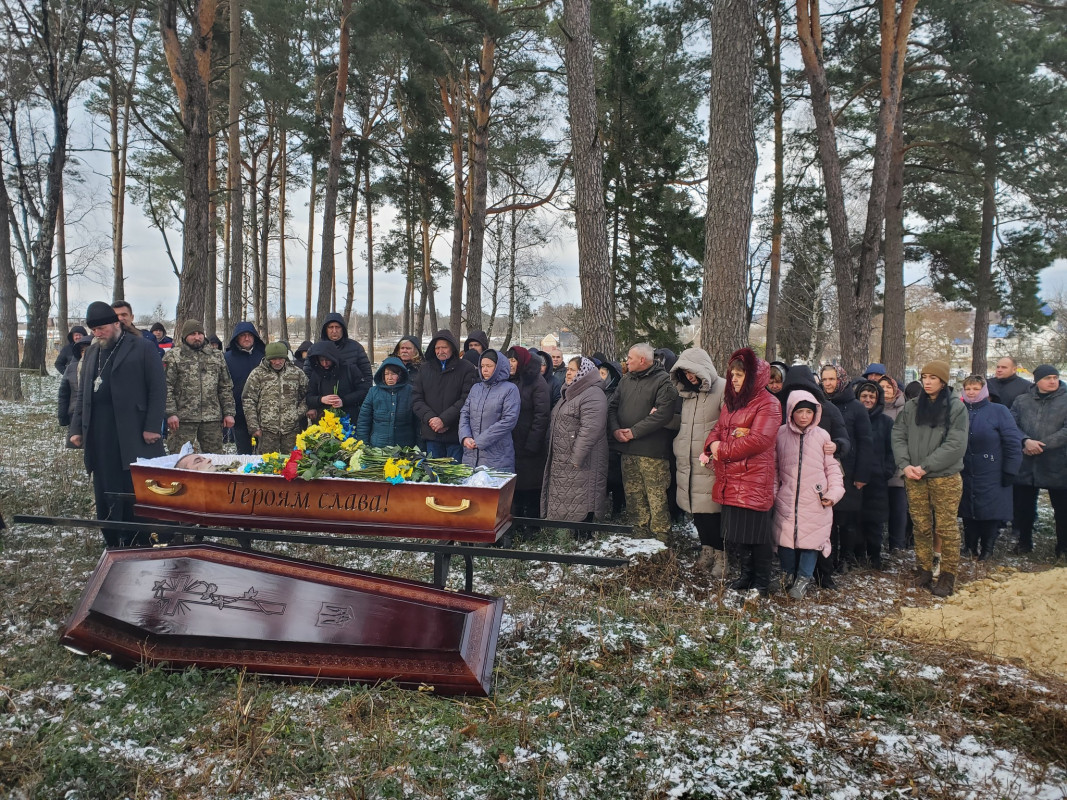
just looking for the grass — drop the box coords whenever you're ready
[2,376,1067,799]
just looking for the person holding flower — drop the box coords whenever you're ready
[459,349,520,471]
[306,341,363,422]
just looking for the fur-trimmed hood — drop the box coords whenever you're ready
[724,348,769,412]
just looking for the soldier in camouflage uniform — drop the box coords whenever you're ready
[164,319,236,454]
[242,341,309,454]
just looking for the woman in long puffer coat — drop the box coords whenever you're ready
[670,348,726,576]
[459,350,520,471]
[959,375,1022,559]
[507,346,551,517]
[774,391,845,598]
[703,348,780,597]
[541,357,608,522]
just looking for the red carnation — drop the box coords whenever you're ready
[282,449,303,481]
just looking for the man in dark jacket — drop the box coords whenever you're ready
[315,312,373,390]
[224,321,266,454]
[821,364,874,573]
[1011,364,1067,557]
[989,357,1031,410]
[412,330,479,461]
[462,330,489,367]
[69,301,166,547]
[608,342,679,540]
[54,325,88,374]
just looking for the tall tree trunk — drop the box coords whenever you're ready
[248,153,260,325]
[56,189,68,339]
[880,101,906,380]
[0,166,21,399]
[278,128,289,345]
[343,161,361,323]
[418,209,433,341]
[160,0,217,326]
[701,0,758,368]
[365,167,375,363]
[316,0,353,324]
[563,0,614,356]
[206,132,218,335]
[227,0,243,334]
[464,4,499,334]
[19,108,69,373]
[972,144,997,377]
[759,1,784,362]
[797,0,916,374]
[441,77,468,335]
[305,153,318,340]
[259,124,275,332]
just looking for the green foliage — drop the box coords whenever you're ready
[905,0,1067,326]
[596,0,705,350]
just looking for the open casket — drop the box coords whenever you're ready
[60,545,504,695]
[130,454,516,544]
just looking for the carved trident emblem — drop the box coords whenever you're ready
[152,574,286,617]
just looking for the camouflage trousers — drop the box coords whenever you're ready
[621,454,672,539]
[169,421,225,455]
[255,430,298,455]
[905,474,962,575]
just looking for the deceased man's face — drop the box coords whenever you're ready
[175,453,214,471]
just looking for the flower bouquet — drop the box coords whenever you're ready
[242,410,501,485]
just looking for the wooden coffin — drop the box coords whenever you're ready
[60,545,503,696]
[130,463,515,543]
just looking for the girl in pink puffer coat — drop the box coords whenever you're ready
[774,390,845,599]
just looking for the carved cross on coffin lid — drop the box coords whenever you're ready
[61,545,503,696]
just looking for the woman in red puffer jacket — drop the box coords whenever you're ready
[702,348,781,597]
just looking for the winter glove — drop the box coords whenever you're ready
[1001,473,1016,488]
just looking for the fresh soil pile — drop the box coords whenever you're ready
[894,567,1067,679]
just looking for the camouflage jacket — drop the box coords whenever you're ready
[242,359,309,435]
[163,342,236,421]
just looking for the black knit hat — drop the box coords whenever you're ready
[85,301,118,328]
[793,400,817,414]
[1033,364,1059,382]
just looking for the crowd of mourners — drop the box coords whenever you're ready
[53,301,1067,600]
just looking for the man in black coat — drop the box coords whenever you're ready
[413,330,478,461]
[988,356,1031,410]
[310,313,372,408]
[69,302,166,547]
[462,329,489,367]
[225,321,267,454]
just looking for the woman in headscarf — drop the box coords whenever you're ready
[542,357,608,523]
[702,348,781,598]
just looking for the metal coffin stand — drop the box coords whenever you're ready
[60,545,503,696]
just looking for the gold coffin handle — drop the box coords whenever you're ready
[145,479,185,496]
[425,496,470,513]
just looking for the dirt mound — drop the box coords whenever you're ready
[893,567,1067,679]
